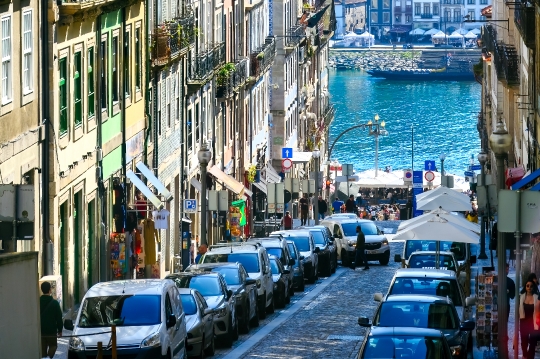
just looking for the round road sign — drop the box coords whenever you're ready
[424,170,435,182]
[405,171,413,179]
[282,158,293,170]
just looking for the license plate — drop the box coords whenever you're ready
[366,250,378,254]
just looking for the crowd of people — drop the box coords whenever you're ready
[331,194,403,221]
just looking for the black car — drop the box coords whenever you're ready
[286,240,305,291]
[299,225,337,276]
[358,294,475,358]
[356,326,453,359]
[268,255,291,308]
[184,262,259,333]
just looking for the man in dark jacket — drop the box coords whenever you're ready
[345,194,357,214]
[352,225,369,270]
[40,281,63,359]
[318,196,328,220]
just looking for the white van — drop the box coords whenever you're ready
[64,279,187,359]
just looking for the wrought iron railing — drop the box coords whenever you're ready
[187,43,226,82]
[151,29,170,66]
[250,37,276,79]
[421,13,433,18]
[169,11,196,57]
[285,25,305,47]
[322,104,335,127]
[482,25,497,53]
[493,43,519,87]
[514,1,535,48]
[216,59,249,98]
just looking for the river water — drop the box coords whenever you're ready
[328,69,481,176]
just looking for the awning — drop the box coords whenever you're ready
[190,177,208,199]
[136,162,173,202]
[127,170,163,210]
[208,166,246,195]
[265,165,282,183]
[292,151,313,163]
[252,181,268,194]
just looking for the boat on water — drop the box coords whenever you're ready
[367,68,475,81]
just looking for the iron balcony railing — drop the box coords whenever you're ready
[493,43,519,87]
[187,43,226,83]
[514,1,535,48]
[216,58,249,98]
[482,25,497,53]
[421,13,433,18]
[285,25,306,47]
[322,104,335,127]
[169,11,196,57]
[250,37,276,79]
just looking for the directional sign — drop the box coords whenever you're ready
[469,164,482,171]
[184,199,197,213]
[464,171,474,177]
[424,160,436,171]
[282,147,293,159]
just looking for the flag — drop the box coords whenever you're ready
[231,199,246,226]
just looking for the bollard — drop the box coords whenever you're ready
[97,342,103,359]
[111,325,117,359]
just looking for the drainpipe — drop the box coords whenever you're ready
[41,0,53,275]
[121,6,128,276]
[143,0,152,167]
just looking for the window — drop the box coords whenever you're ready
[383,12,390,23]
[453,9,461,22]
[124,27,131,99]
[395,0,401,6]
[423,4,430,14]
[405,15,412,22]
[467,10,475,19]
[166,77,170,128]
[88,47,95,118]
[444,11,451,21]
[414,4,421,15]
[371,0,378,8]
[383,0,390,8]
[22,10,32,94]
[100,37,108,112]
[480,0,487,4]
[371,12,378,23]
[1,15,12,104]
[187,109,192,149]
[112,35,119,103]
[74,51,82,127]
[195,103,199,142]
[433,4,439,15]
[467,0,475,3]
[135,27,141,91]
[59,57,68,136]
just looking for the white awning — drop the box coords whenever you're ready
[208,166,248,195]
[190,177,208,199]
[252,181,268,194]
[265,165,282,183]
[127,170,163,210]
[136,162,173,202]
[291,151,313,163]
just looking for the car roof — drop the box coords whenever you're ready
[274,230,312,237]
[247,238,284,247]
[166,272,220,280]
[296,226,325,232]
[85,279,170,297]
[186,262,240,271]
[206,243,262,254]
[368,327,446,337]
[383,294,453,304]
[394,268,457,279]
[321,218,372,224]
[409,251,454,256]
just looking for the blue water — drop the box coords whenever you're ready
[328,69,481,175]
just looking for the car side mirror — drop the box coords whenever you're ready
[358,316,371,327]
[64,319,74,331]
[373,293,383,302]
[460,320,476,331]
[227,289,233,299]
[315,247,321,253]
[283,269,290,275]
[245,278,256,286]
[465,296,476,307]
[470,255,477,264]
[289,258,296,265]
[394,254,402,263]
[166,314,177,328]
[299,255,305,260]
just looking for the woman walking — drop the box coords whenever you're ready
[520,280,539,358]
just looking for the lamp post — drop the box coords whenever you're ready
[368,114,387,177]
[489,119,512,359]
[439,153,446,177]
[313,149,321,224]
[477,150,489,260]
[198,141,212,246]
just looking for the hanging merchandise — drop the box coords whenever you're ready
[475,272,498,349]
[152,208,170,229]
[231,199,246,226]
[143,218,160,264]
[110,233,127,278]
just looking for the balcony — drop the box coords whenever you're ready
[493,44,519,87]
[151,28,170,67]
[169,11,196,58]
[187,43,226,91]
[285,25,306,48]
[216,59,249,98]
[514,1,535,48]
[394,6,403,13]
[421,13,433,19]
[57,0,137,23]
[322,104,335,127]
[250,37,276,80]
[482,24,497,53]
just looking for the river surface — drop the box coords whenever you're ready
[328,69,481,175]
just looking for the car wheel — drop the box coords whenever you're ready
[240,303,250,334]
[379,252,390,266]
[266,295,275,314]
[223,317,235,348]
[194,336,204,359]
[298,278,305,291]
[204,332,215,356]
[258,294,267,319]
[341,249,349,267]
[232,314,239,341]
[250,306,260,327]
[285,285,291,304]
[323,257,332,277]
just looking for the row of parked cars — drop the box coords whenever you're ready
[62,225,339,359]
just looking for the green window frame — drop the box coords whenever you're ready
[135,27,141,91]
[74,51,82,128]
[124,28,131,99]
[59,57,68,136]
[88,47,95,118]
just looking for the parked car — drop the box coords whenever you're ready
[286,240,305,291]
[355,326,454,359]
[64,279,187,359]
[268,255,291,308]
[398,250,459,272]
[320,218,390,266]
[398,239,474,268]
[184,262,259,333]
[298,226,338,276]
[179,288,215,358]
[199,242,275,319]
[166,272,238,347]
[359,294,475,358]
[271,230,319,283]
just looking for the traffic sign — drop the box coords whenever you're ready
[268,203,276,213]
[184,199,197,213]
[282,158,293,170]
[469,164,482,171]
[282,147,293,159]
[424,160,436,171]
[424,171,435,182]
[464,171,474,177]
[404,170,413,182]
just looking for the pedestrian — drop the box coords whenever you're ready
[195,244,207,264]
[299,193,309,226]
[506,263,516,322]
[40,281,63,359]
[528,273,540,294]
[318,196,327,220]
[352,225,369,270]
[332,197,344,214]
[520,279,540,358]
[281,211,293,230]
[345,194,357,214]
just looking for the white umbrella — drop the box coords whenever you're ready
[424,28,440,36]
[470,28,481,35]
[416,186,471,204]
[454,28,469,35]
[398,207,481,234]
[393,215,480,244]
[417,193,472,211]
[431,31,447,39]
[464,31,478,39]
[410,28,426,35]
[449,32,464,38]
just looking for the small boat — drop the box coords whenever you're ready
[367,68,474,81]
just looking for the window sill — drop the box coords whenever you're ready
[88,116,96,132]
[102,109,109,122]
[125,95,131,108]
[113,101,120,116]
[135,89,142,102]
[74,124,84,142]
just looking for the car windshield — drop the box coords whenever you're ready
[405,240,466,261]
[341,222,379,236]
[408,254,456,271]
[266,248,284,261]
[388,277,462,306]
[361,335,448,359]
[270,259,280,275]
[289,236,310,251]
[310,231,326,246]
[171,276,222,297]
[78,295,160,328]
[180,294,197,315]
[374,301,458,330]
[287,243,298,259]
[202,253,260,273]
[212,267,241,285]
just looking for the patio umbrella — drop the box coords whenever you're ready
[416,186,471,204]
[424,28,440,36]
[393,215,480,244]
[470,28,481,35]
[454,28,469,35]
[431,31,447,39]
[464,31,478,39]
[398,207,481,234]
[417,193,472,211]
[410,28,426,35]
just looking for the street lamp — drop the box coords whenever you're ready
[439,153,446,177]
[313,148,321,224]
[488,119,512,359]
[368,114,388,177]
[198,141,212,246]
[477,150,489,260]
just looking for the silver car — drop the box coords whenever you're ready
[179,288,215,358]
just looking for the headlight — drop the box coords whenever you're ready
[69,336,85,351]
[217,306,227,318]
[381,239,389,246]
[450,345,461,356]
[141,332,161,348]
[347,240,355,246]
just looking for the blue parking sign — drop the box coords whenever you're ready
[184,199,197,213]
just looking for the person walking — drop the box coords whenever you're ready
[506,263,516,322]
[332,197,344,214]
[318,196,328,220]
[40,282,63,359]
[345,194,357,215]
[520,279,539,358]
[352,225,369,270]
[281,211,293,230]
[299,193,309,226]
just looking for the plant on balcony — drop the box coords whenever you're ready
[247,165,257,183]
[307,44,314,58]
[217,62,235,86]
[257,52,264,60]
